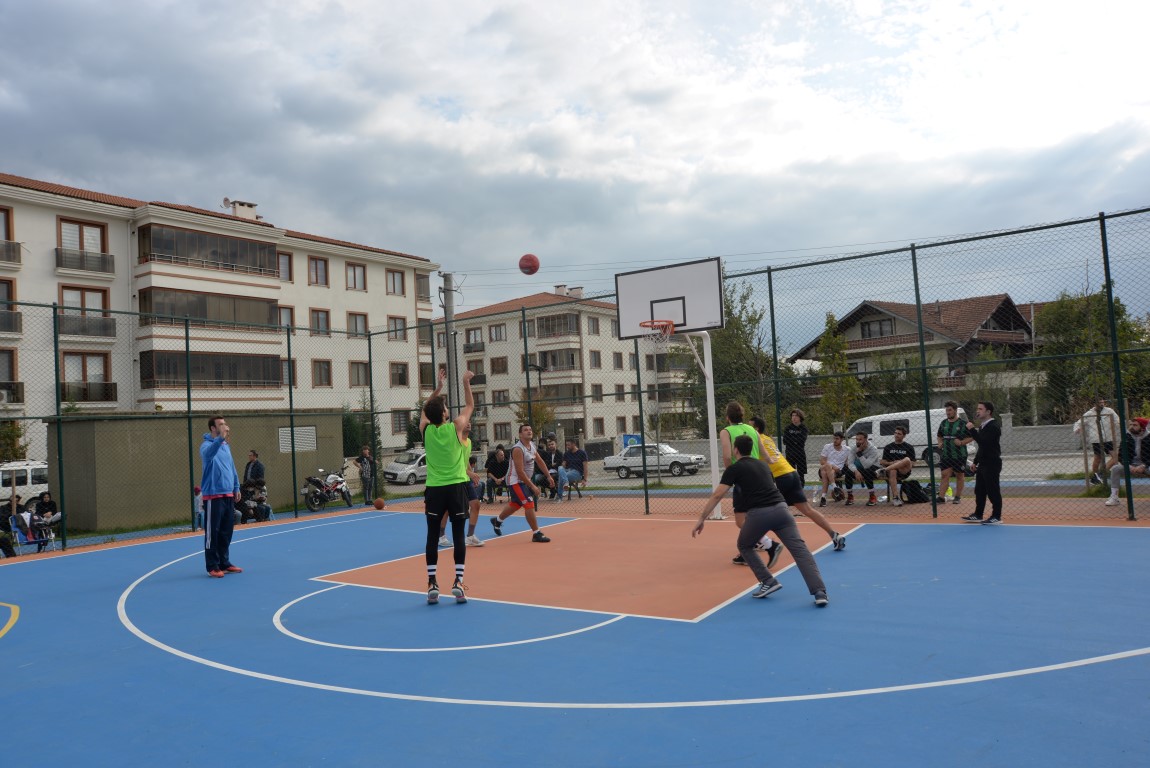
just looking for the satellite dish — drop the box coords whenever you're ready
[221,197,233,210]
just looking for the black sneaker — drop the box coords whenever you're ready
[531,530,551,542]
[427,582,440,605]
[818,495,827,508]
[960,513,983,522]
[766,541,784,570]
[981,517,1002,525]
[732,554,747,566]
[814,591,829,607]
[451,580,468,604]
[490,516,503,536]
[1090,473,1103,485]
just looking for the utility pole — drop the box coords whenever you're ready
[440,272,460,415]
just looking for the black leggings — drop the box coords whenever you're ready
[425,512,466,568]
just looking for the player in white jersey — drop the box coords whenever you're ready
[490,424,555,542]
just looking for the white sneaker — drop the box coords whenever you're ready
[438,535,450,546]
[1104,495,1120,506]
[892,497,903,507]
[465,535,485,546]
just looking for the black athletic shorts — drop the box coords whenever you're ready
[774,471,808,506]
[1092,442,1114,456]
[425,482,468,520]
[939,456,967,472]
[465,480,480,502]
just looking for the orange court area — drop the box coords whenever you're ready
[319,516,845,621]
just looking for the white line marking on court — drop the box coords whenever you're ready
[272,584,627,651]
[117,517,1150,709]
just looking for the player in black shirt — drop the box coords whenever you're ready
[879,426,917,507]
[693,434,828,606]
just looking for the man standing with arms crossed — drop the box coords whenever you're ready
[201,416,242,578]
[962,401,1003,524]
[421,368,476,604]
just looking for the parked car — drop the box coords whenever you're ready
[603,443,706,478]
[382,450,427,485]
[0,459,50,507]
[844,407,970,464]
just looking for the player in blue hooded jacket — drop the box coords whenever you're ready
[201,415,242,577]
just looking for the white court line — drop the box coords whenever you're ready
[272,584,627,651]
[117,516,1150,709]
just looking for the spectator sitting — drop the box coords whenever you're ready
[35,491,61,526]
[239,480,272,523]
[845,432,881,506]
[0,512,16,558]
[538,438,564,500]
[483,445,509,503]
[1105,417,1150,506]
[561,438,589,500]
[27,503,53,552]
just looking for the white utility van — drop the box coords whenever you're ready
[844,408,969,462]
[0,460,50,506]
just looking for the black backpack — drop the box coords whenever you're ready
[901,479,929,504]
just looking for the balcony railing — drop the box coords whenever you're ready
[0,310,22,333]
[139,252,277,277]
[138,315,282,333]
[56,247,115,274]
[60,381,118,403]
[0,240,21,264]
[58,314,116,337]
[463,341,485,353]
[0,381,25,404]
[141,377,282,389]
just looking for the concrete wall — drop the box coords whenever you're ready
[46,411,344,531]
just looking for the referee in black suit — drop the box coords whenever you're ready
[963,401,1003,524]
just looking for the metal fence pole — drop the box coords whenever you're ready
[185,317,196,530]
[635,337,651,515]
[521,307,533,420]
[1098,212,1135,521]
[910,245,939,517]
[51,303,67,548]
[767,267,783,441]
[286,322,299,518]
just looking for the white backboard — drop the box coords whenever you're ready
[614,257,725,339]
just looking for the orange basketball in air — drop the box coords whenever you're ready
[519,253,540,275]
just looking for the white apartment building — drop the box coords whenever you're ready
[0,172,437,459]
[434,286,693,451]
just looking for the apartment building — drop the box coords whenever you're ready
[434,285,693,451]
[0,172,437,458]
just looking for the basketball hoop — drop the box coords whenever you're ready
[639,319,676,345]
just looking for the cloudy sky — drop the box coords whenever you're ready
[3,0,1149,326]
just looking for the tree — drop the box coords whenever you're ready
[0,420,28,462]
[1033,289,1150,422]
[863,352,938,412]
[678,279,801,437]
[512,388,556,434]
[805,313,865,433]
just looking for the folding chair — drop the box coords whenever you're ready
[11,516,55,553]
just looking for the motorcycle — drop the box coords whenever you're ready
[301,463,354,513]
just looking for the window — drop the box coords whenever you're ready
[278,252,293,282]
[632,415,641,432]
[593,417,605,436]
[493,390,510,404]
[137,225,277,274]
[390,362,409,387]
[610,319,619,337]
[491,357,508,374]
[592,384,603,402]
[416,273,431,302]
[616,416,627,434]
[140,353,284,388]
[137,288,277,328]
[628,352,638,370]
[646,355,655,371]
[615,384,626,402]
[613,352,624,370]
[312,359,332,387]
[346,262,367,291]
[861,318,894,339]
[648,384,656,399]
[392,411,410,434]
[0,349,15,383]
[466,359,484,375]
[387,316,407,341]
[349,361,370,387]
[520,319,535,338]
[60,218,105,253]
[417,323,433,346]
[590,350,601,369]
[494,423,512,442]
[310,309,330,336]
[279,306,295,333]
[281,358,297,388]
[0,207,10,241]
[588,316,600,335]
[538,314,578,337]
[489,324,506,342]
[61,286,108,315]
[419,362,435,389]
[466,327,483,344]
[387,269,405,295]
[347,312,368,338]
[308,256,329,286]
[436,331,447,348]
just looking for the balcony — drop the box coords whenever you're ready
[0,381,25,405]
[0,310,22,334]
[58,314,117,338]
[138,251,276,277]
[60,381,118,403]
[463,341,485,354]
[471,407,488,421]
[0,240,21,265]
[56,247,115,274]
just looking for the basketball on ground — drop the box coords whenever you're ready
[373,498,386,510]
[519,253,540,275]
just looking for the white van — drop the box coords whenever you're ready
[0,460,50,506]
[844,408,969,463]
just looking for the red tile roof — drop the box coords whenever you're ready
[284,230,427,262]
[0,171,146,208]
[448,292,616,322]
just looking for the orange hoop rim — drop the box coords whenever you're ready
[639,319,676,334]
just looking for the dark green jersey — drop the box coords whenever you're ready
[936,417,969,459]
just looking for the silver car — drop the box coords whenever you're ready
[602,443,706,478]
[382,450,427,485]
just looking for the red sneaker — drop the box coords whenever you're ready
[224,565,243,573]
[208,570,225,578]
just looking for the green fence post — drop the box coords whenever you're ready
[910,245,939,517]
[1098,212,1135,521]
[635,338,650,515]
[287,321,299,518]
[185,316,197,530]
[51,303,67,549]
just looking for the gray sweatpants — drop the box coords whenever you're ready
[1111,462,1145,491]
[738,502,826,595]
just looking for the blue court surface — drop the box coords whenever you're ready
[4,511,1149,767]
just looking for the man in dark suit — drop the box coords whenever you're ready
[962,401,1003,524]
